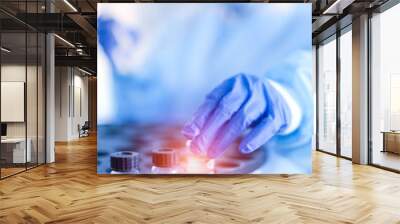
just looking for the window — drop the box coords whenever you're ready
[339,28,352,158]
[317,36,337,154]
[371,3,400,171]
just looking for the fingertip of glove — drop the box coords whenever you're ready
[239,143,255,154]
[182,123,200,138]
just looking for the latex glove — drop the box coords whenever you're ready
[182,73,293,158]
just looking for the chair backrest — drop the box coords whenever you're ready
[82,121,90,129]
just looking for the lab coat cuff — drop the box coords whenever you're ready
[267,79,302,135]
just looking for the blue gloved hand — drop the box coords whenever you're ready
[182,73,292,158]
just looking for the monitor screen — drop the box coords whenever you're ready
[1,123,7,137]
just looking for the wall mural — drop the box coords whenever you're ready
[97,3,312,174]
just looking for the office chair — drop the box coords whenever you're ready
[79,121,90,138]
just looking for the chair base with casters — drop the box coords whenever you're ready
[79,121,90,138]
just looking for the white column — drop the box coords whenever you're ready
[45,1,55,163]
[46,33,55,163]
[352,14,369,164]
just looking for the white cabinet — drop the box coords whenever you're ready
[1,138,31,163]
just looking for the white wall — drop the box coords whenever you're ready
[55,66,69,141]
[1,65,41,138]
[1,65,26,137]
[72,73,89,138]
[55,67,89,141]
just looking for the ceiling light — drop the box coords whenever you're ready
[76,48,85,55]
[1,47,11,53]
[323,0,355,15]
[78,67,93,76]
[63,0,78,12]
[54,34,75,48]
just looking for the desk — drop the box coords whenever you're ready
[382,131,400,154]
[1,138,31,163]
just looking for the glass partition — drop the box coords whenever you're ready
[26,0,45,169]
[38,32,45,165]
[27,30,38,169]
[1,30,28,177]
[0,1,46,179]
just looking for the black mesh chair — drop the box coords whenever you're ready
[79,121,90,138]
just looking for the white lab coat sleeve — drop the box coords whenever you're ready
[267,79,302,135]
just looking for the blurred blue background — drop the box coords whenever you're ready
[97,3,313,174]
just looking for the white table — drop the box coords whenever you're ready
[1,138,31,163]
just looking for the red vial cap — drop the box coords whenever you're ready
[152,148,178,168]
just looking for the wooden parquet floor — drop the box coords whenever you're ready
[1,134,400,224]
